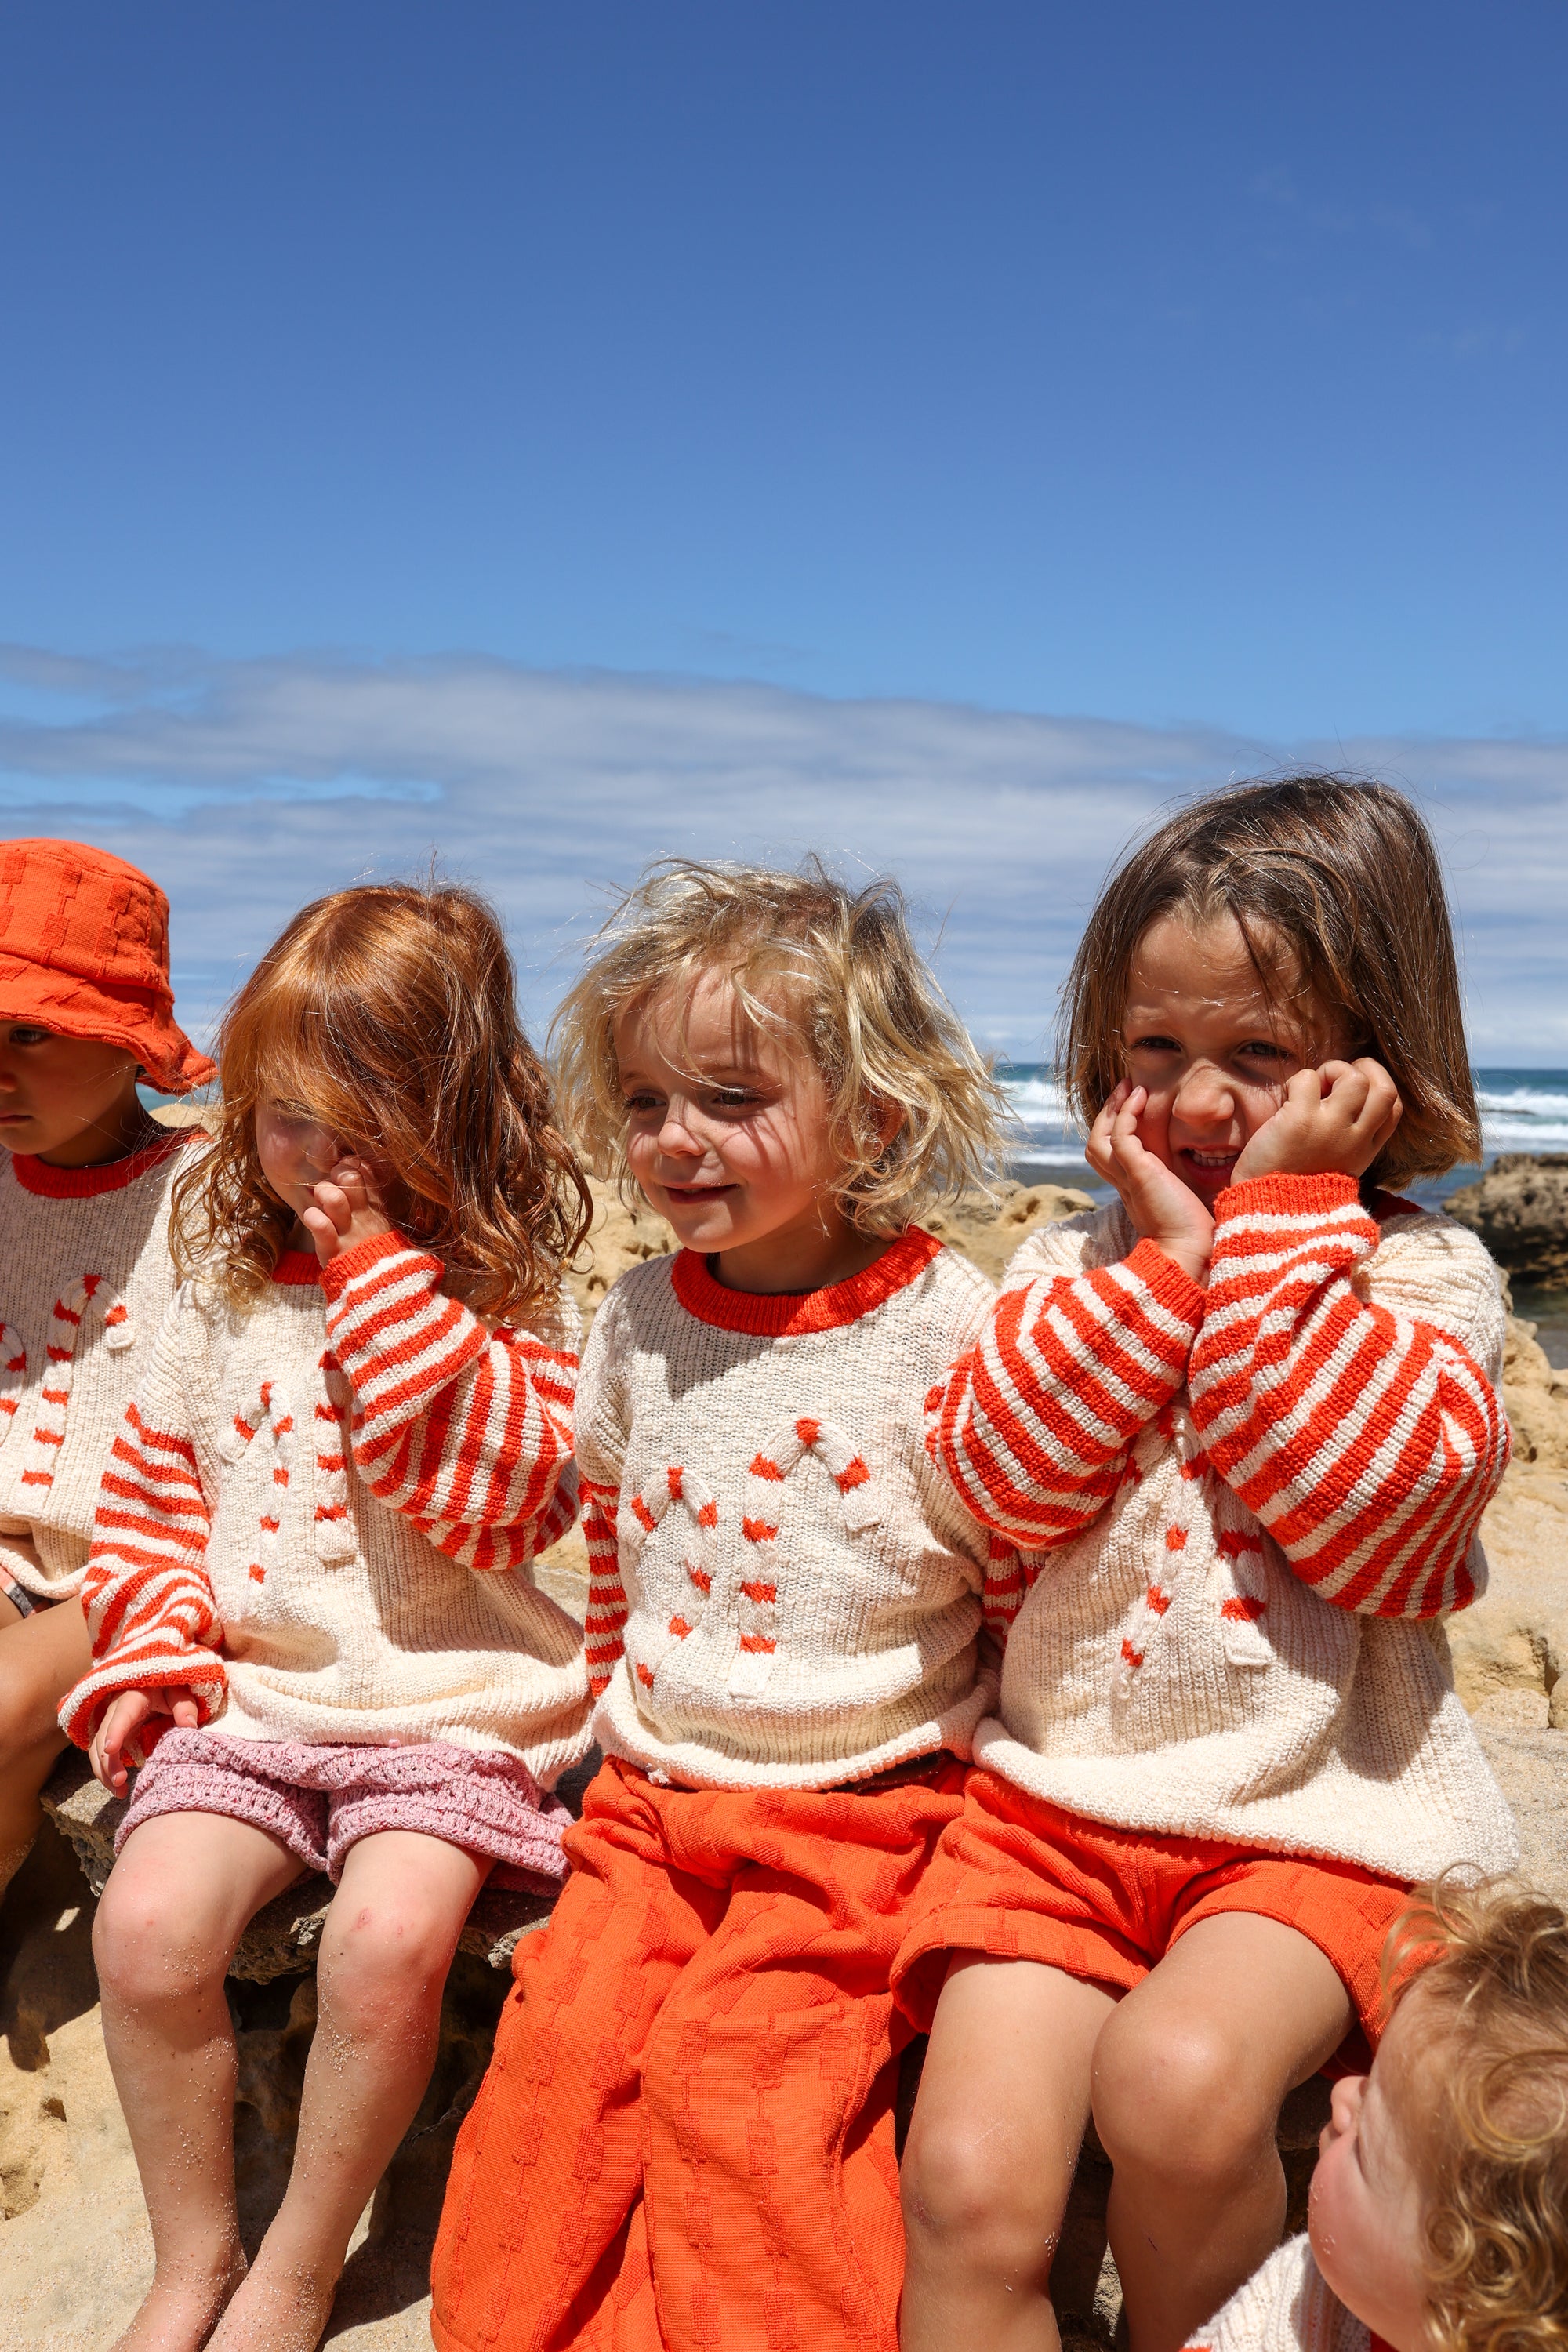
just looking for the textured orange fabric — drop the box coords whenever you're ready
[431,1752,967,2352]
[893,1768,1408,2048]
[0,837,212,1091]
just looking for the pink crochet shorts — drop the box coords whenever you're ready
[115,1728,572,1892]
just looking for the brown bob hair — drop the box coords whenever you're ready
[1385,1879,1568,2352]
[1058,775,1482,1190]
[172,881,591,1321]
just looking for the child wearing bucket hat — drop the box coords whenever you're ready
[0,836,212,1903]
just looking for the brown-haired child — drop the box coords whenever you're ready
[895,776,1515,2352]
[1185,1878,1568,2352]
[60,880,593,2352]
[0,836,212,1904]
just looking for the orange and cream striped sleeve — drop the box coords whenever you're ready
[1188,1174,1509,1619]
[319,1232,580,1573]
[573,1287,631,1699]
[61,1296,227,1751]
[928,1221,1207,1586]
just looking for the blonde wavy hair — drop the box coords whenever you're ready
[1384,1879,1568,2352]
[172,881,590,1321]
[551,857,1013,1234]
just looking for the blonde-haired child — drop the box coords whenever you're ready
[895,777,1515,2352]
[1186,1879,1568,2352]
[0,837,212,1904]
[62,881,593,2352]
[432,858,1016,2352]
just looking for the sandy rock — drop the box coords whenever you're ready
[1450,1155,1568,1287]
[922,1180,1095,1285]
[566,1176,674,1330]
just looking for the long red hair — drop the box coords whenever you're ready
[172,882,590,1322]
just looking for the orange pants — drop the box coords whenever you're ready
[892,1769,1409,2053]
[431,1752,966,2352]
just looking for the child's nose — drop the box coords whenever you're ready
[1173,1063,1235,1125]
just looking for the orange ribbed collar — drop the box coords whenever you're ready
[670,1225,943,1336]
[10,1125,187,1200]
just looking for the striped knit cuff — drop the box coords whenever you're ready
[1123,1236,1207,1327]
[1210,1171,1364,1224]
[316,1227,429,1301]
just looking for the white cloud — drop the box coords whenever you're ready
[2,644,1565,1062]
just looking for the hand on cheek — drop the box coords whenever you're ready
[300,1157,394,1266]
[1232,1059,1403,1185]
[1087,1081,1215,1284]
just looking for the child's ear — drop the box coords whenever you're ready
[869,1097,904,1153]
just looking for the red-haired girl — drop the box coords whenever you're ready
[896,778,1516,2352]
[0,837,212,1908]
[61,882,593,2352]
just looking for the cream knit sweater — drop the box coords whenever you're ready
[0,1130,198,1602]
[931,1175,1516,1885]
[62,1232,591,1786]
[578,1228,1007,1791]
[1185,2237,1377,2352]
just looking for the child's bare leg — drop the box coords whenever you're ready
[900,1954,1116,2352]
[93,1809,308,2352]
[209,1828,488,2352]
[0,1594,91,1897]
[1092,1912,1352,2352]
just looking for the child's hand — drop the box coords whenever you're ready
[89,1686,201,1797]
[1232,1059,1403,1186]
[1087,1083,1215,1284]
[301,1156,394,1267]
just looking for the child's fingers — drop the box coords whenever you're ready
[310,1181,354,1236]
[169,1695,200,1730]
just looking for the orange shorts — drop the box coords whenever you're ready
[891,1768,1409,2055]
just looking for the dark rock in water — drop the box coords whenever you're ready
[1448,1155,1568,1286]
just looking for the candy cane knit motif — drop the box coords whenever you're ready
[0,1131,198,1605]
[0,1323,27,1440]
[577,1230,1004,1791]
[5,1276,134,1497]
[61,1233,589,1781]
[928,1176,1518,1883]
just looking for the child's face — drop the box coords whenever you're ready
[1120,913,1345,1209]
[0,1022,143,1166]
[256,1084,355,1224]
[1308,1990,1439,2350]
[615,975,847,1262]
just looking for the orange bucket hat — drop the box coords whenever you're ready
[0,838,215,1095]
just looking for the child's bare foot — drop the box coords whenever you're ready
[107,2250,247,2352]
[204,2246,339,2352]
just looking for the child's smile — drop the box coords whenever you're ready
[1120,913,1337,1207]
[615,971,893,1297]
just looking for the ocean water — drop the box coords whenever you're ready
[1000,1066,1568,1209]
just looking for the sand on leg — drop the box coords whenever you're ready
[0,1591,90,1900]
[93,1806,309,2352]
[205,1828,488,2352]
[899,1953,1116,2352]
[1091,1910,1352,2352]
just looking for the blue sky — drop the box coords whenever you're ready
[2,4,1566,1054]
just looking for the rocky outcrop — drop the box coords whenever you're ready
[1449,1155,1568,1287]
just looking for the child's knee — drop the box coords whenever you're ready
[93,1867,226,2008]
[1092,2009,1279,2186]
[318,1887,459,2020]
[901,2108,1066,2281]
